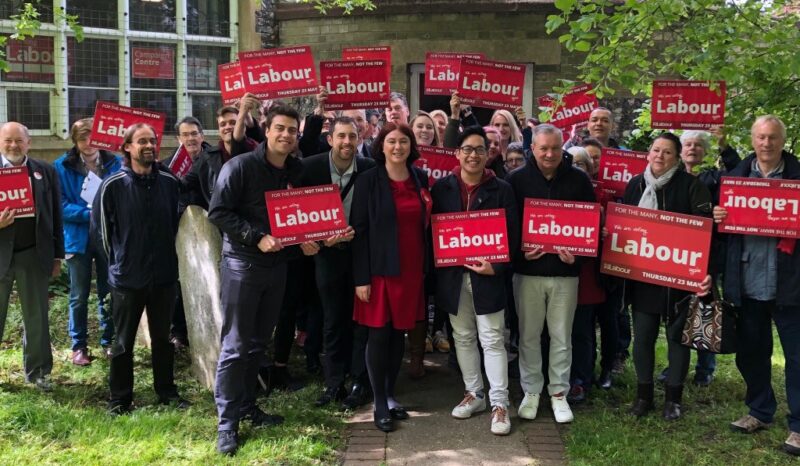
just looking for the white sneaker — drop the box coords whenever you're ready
[551,394,574,423]
[517,392,540,420]
[491,405,511,435]
[451,391,486,419]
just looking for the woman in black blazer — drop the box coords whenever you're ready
[351,123,432,432]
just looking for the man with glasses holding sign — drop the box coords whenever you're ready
[431,126,518,435]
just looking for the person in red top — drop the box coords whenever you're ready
[351,123,432,432]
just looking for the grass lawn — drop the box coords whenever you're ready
[565,325,797,465]
[0,279,347,465]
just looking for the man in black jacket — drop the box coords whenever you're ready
[506,124,595,425]
[432,126,519,435]
[301,116,375,409]
[93,123,186,415]
[0,122,63,391]
[209,106,321,455]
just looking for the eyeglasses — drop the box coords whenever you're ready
[459,145,487,155]
[179,131,201,138]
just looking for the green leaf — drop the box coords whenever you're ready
[574,41,591,52]
[554,0,576,13]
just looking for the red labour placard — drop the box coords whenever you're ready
[432,209,510,267]
[413,145,460,187]
[167,145,193,179]
[89,101,166,152]
[218,61,245,105]
[521,199,601,257]
[238,46,318,99]
[718,177,800,239]
[424,52,485,96]
[598,148,649,198]
[600,202,712,293]
[266,184,348,245]
[537,84,598,130]
[0,167,35,218]
[342,46,391,82]
[457,58,526,111]
[131,47,174,79]
[319,60,390,110]
[651,80,726,130]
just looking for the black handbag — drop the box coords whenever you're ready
[668,287,738,354]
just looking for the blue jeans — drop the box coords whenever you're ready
[66,247,114,351]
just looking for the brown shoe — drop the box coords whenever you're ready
[730,414,771,433]
[71,348,92,366]
[784,432,800,456]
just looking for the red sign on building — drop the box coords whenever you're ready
[266,184,349,245]
[0,167,35,218]
[521,199,601,256]
[89,101,166,152]
[238,46,318,99]
[5,36,54,82]
[432,209,510,267]
[319,60,390,110]
[413,145,460,187]
[600,202,712,293]
[598,148,649,198]
[424,52,485,96]
[218,61,245,105]
[718,177,800,239]
[132,47,175,80]
[651,80,726,130]
[457,58,526,111]
[538,84,599,130]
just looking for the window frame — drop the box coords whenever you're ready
[0,0,237,138]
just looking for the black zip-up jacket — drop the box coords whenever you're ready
[208,141,304,267]
[351,165,431,286]
[431,173,519,316]
[505,159,596,277]
[622,169,713,315]
[722,151,800,308]
[92,164,180,290]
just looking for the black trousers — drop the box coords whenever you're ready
[316,246,368,389]
[109,283,178,407]
[170,281,188,339]
[273,256,321,365]
[215,257,286,432]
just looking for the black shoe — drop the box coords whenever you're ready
[108,402,132,416]
[241,406,284,427]
[693,371,714,387]
[315,385,346,407]
[306,356,322,376]
[159,396,191,410]
[374,413,394,432]
[389,407,409,420]
[170,335,189,350]
[598,371,613,390]
[341,384,371,411]
[270,366,305,392]
[612,353,627,374]
[657,367,669,384]
[663,384,684,421]
[217,430,239,455]
[630,383,654,418]
[567,384,587,404]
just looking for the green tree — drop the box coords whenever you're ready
[0,2,83,72]
[544,0,800,154]
[300,0,376,15]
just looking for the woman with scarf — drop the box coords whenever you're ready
[622,133,712,421]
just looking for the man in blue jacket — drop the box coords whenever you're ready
[714,115,800,456]
[54,118,121,365]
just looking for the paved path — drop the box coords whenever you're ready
[343,352,567,466]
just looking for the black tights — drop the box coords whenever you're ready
[366,322,405,418]
[633,311,690,386]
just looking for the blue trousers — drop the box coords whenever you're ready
[66,246,114,351]
[736,299,800,432]
[215,257,287,432]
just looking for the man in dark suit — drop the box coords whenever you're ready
[301,116,375,409]
[0,122,64,391]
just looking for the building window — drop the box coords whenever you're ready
[190,94,223,132]
[7,91,50,130]
[131,90,177,133]
[69,38,118,88]
[66,0,118,29]
[187,45,230,90]
[0,1,53,22]
[70,89,119,122]
[188,0,230,37]
[1,36,55,84]
[129,0,177,34]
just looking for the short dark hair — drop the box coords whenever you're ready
[507,141,525,155]
[330,116,358,133]
[457,125,488,148]
[388,92,408,109]
[175,116,203,133]
[652,132,682,155]
[580,137,603,150]
[265,105,301,130]
[370,123,420,166]
[216,106,239,117]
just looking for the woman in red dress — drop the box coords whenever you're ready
[351,123,432,432]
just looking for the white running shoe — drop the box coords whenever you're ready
[451,391,486,419]
[517,392,540,420]
[551,394,574,423]
[491,405,511,435]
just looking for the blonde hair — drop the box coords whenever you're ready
[490,109,522,144]
[409,111,442,147]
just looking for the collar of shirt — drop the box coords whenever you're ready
[751,157,785,178]
[0,154,27,168]
[328,151,357,178]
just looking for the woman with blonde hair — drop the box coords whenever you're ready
[490,109,522,150]
[429,109,448,145]
[410,111,442,147]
